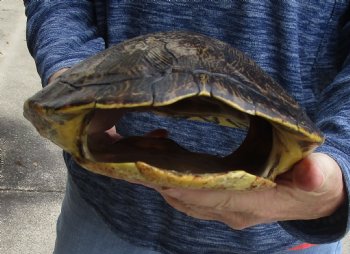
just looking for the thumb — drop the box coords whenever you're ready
[292,153,327,192]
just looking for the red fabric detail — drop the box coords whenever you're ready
[288,243,317,251]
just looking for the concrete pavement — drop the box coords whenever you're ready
[0,1,349,253]
[0,1,66,253]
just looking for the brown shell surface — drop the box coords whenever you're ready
[24,31,326,190]
[34,31,321,137]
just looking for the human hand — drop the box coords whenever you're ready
[156,153,345,229]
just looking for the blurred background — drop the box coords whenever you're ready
[0,1,348,253]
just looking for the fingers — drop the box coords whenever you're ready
[161,194,219,221]
[161,188,231,209]
[88,126,123,151]
[160,192,269,229]
[161,188,266,212]
[88,109,125,135]
[154,153,346,229]
[292,154,325,192]
[292,153,343,194]
[280,153,345,218]
[104,126,123,142]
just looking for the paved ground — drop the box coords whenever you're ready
[0,1,349,254]
[0,1,66,253]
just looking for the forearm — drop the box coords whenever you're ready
[24,0,105,86]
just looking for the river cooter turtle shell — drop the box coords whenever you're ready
[24,31,324,190]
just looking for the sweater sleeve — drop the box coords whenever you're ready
[24,0,106,86]
[279,20,350,244]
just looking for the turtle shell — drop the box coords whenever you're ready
[23,31,324,190]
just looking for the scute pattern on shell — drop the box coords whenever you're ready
[23,31,325,190]
[49,31,320,136]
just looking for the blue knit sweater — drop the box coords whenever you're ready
[25,1,350,253]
